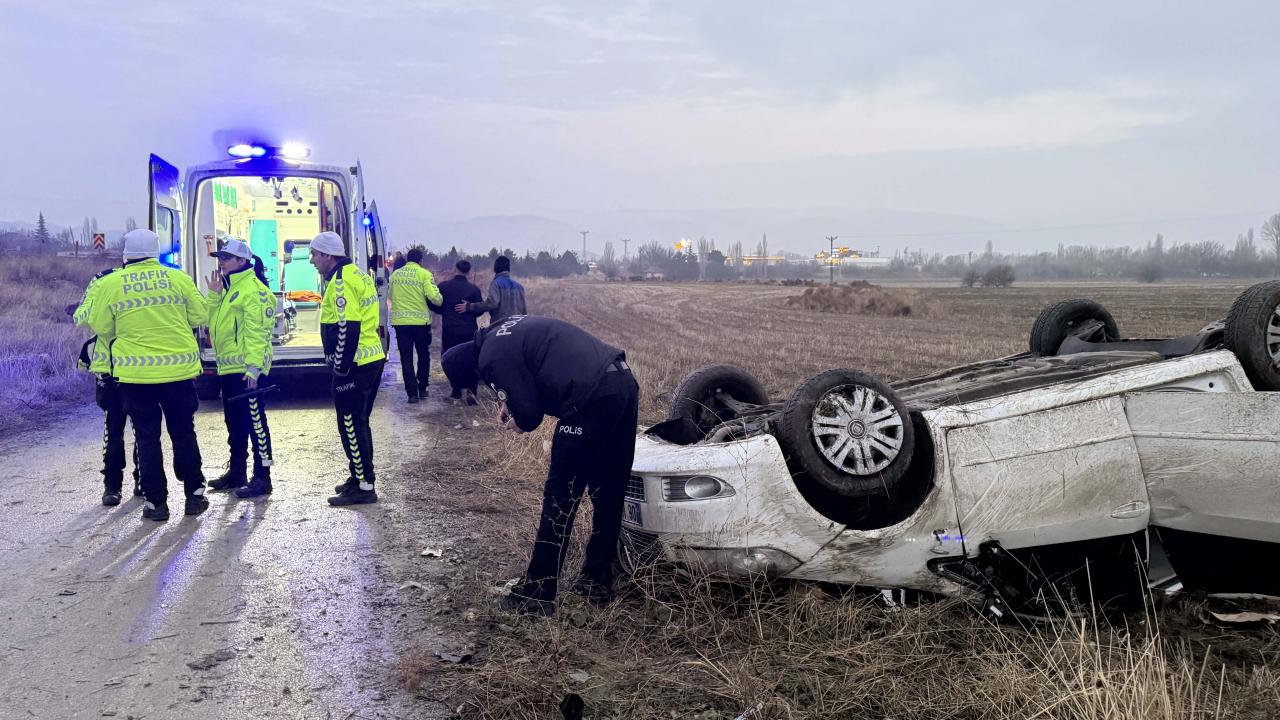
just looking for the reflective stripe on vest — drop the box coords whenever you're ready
[114,352,199,368]
[111,294,190,312]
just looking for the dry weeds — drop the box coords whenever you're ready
[0,254,106,424]
[418,279,1278,719]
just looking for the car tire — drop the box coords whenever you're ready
[195,374,220,401]
[1223,280,1280,390]
[1029,299,1120,355]
[776,369,915,501]
[668,364,769,436]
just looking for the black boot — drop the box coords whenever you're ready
[235,476,272,498]
[184,495,210,516]
[334,478,357,494]
[102,490,122,507]
[209,469,247,491]
[568,576,616,607]
[142,501,170,521]
[328,485,378,506]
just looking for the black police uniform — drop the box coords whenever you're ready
[475,315,639,603]
[429,275,484,398]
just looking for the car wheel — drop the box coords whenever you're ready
[777,369,915,500]
[1029,299,1120,355]
[1223,280,1280,390]
[668,364,769,436]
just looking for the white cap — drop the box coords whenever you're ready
[211,239,253,260]
[310,231,346,257]
[122,229,160,260]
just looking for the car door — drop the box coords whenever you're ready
[148,154,184,269]
[946,396,1150,550]
[1126,391,1280,594]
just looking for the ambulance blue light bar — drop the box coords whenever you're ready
[227,144,267,158]
[362,215,373,227]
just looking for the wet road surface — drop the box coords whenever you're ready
[0,369,461,719]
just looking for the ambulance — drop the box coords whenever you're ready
[146,143,391,397]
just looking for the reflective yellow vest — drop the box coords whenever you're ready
[389,262,443,326]
[320,260,385,372]
[206,266,275,377]
[86,258,207,383]
[73,268,116,374]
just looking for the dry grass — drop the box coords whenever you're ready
[416,279,1278,719]
[0,254,106,423]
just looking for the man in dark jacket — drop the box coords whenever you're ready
[457,255,526,324]
[441,315,639,617]
[429,260,484,402]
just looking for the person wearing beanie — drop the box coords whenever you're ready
[308,231,387,506]
[456,254,526,325]
[388,247,443,403]
[203,239,277,498]
[429,259,484,403]
[441,315,639,617]
[86,229,210,521]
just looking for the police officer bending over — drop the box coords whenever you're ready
[73,265,140,506]
[204,240,276,498]
[442,315,639,616]
[86,229,209,521]
[308,231,387,506]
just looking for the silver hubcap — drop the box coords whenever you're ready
[810,384,904,475]
[1268,306,1280,367]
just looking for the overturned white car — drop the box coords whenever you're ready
[623,282,1280,615]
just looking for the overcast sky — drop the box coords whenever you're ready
[2,0,1277,253]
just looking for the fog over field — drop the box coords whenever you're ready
[2,2,1278,255]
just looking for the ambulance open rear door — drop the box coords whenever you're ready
[147,154,184,269]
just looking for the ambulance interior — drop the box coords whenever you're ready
[192,176,348,349]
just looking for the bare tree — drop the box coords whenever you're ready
[125,216,138,232]
[1262,213,1280,275]
[695,236,712,280]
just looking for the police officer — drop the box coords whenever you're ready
[389,247,442,403]
[86,229,209,521]
[442,315,639,616]
[308,231,387,506]
[204,240,276,498]
[72,266,140,506]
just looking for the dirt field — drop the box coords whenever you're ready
[424,279,1279,720]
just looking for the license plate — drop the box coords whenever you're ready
[623,500,643,527]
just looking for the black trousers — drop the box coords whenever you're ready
[333,361,384,488]
[519,369,640,601]
[94,376,138,492]
[120,379,205,504]
[441,331,477,397]
[394,325,431,398]
[219,374,274,479]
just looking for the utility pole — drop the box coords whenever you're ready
[622,237,630,262]
[579,230,590,262]
[826,235,838,286]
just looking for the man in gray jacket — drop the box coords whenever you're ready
[456,255,526,324]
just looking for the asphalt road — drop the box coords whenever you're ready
[0,368,460,720]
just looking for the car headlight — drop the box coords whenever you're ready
[662,475,735,501]
[679,546,802,577]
